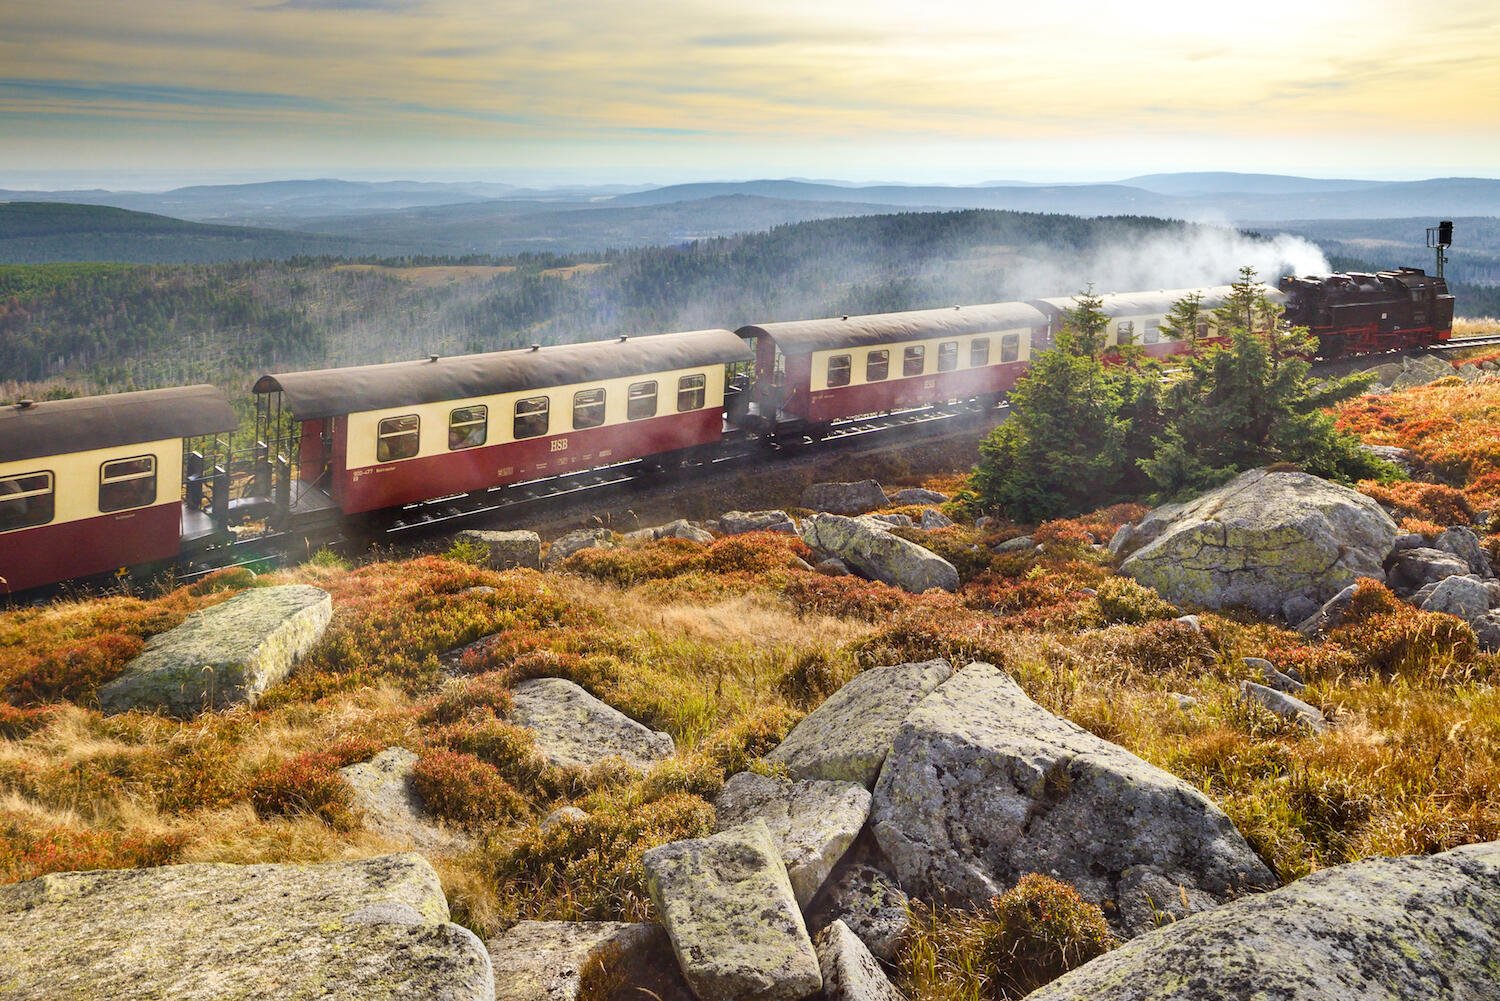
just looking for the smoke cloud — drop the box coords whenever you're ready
[1001,226,1331,300]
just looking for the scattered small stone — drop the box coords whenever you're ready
[1244,657,1305,695]
[814,920,903,1001]
[632,519,715,544]
[1434,526,1493,578]
[720,510,797,535]
[1170,692,1199,711]
[993,534,1035,553]
[1173,614,1202,633]
[1421,574,1491,623]
[1296,581,1362,637]
[868,513,914,528]
[463,585,498,596]
[890,488,948,505]
[801,513,959,594]
[1385,547,1470,593]
[791,557,816,572]
[1280,594,1319,626]
[456,529,542,570]
[1391,532,1427,552]
[801,480,890,516]
[919,508,955,530]
[545,528,614,568]
[1240,680,1328,733]
[815,558,851,577]
[540,806,589,834]
[974,515,996,529]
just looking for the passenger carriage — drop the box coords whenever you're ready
[1026,286,1285,359]
[734,302,1051,434]
[251,330,754,517]
[0,386,238,593]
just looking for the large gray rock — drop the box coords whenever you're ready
[714,771,871,907]
[1386,546,1471,593]
[814,921,903,1001]
[545,528,614,568]
[630,519,714,544]
[510,678,674,771]
[98,584,332,717]
[805,863,910,963]
[1026,841,1500,1001]
[801,481,889,516]
[919,508,955,530]
[0,853,492,1001]
[339,747,470,854]
[1421,574,1492,623]
[1435,525,1493,578]
[457,529,542,570]
[1119,469,1397,616]
[720,510,798,535]
[890,487,949,505]
[643,820,822,1001]
[871,663,1276,937]
[767,659,953,788]
[800,513,959,594]
[487,921,687,1001]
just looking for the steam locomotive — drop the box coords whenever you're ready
[0,234,1460,595]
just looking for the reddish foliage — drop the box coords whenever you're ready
[1327,579,1480,679]
[410,750,530,828]
[4,634,144,706]
[1358,481,1474,527]
[247,751,358,830]
[0,703,51,739]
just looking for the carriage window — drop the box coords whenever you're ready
[969,338,990,367]
[448,406,488,450]
[903,346,925,377]
[866,350,890,382]
[99,456,156,513]
[937,342,958,372]
[627,381,658,421]
[573,389,606,430]
[377,415,420,462]
[1000,333,1020,363]
[1117,321,1135,345]
[677,374,707,412]
[0,471,53,532]
[1143,324,1160,345]
[826,354,852,388]
[514,397,550,439]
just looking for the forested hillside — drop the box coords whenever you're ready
[0,209,1407,399]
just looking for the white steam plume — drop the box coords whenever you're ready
[1001,226,1331,299]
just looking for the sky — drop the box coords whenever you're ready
[1,0,1497,189]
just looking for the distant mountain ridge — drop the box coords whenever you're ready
[5,172,1498,230]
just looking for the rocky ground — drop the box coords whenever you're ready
[2,369,1500,1000]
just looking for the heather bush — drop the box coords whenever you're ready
[1328,579,1480,681]
[247,752,359,830]
[1089,576,1178,625]
[410,749,530,828]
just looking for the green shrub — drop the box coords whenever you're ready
[1090,576,1177,625]
[976,874,1117,996]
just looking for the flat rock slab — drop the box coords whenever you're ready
[643,820,822,1001]
[801,481,889,516]
[801,513,959,594]
[1241,681,1328,733]
[339,747,471,854]
[767,659,953,788]
[814,921,904,1001]
[1118,469,1396,617]
[458,530,542,570]
[487,921,687,1001]
[720,510,797,535]
[0,852,492,1001]
[98,584,331,717]
[714,771,872,907]
[872,663,1277,938]
[510,678,674,771]
[1027,841,1500,1001]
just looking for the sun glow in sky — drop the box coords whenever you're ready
[0,0,1496,186]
